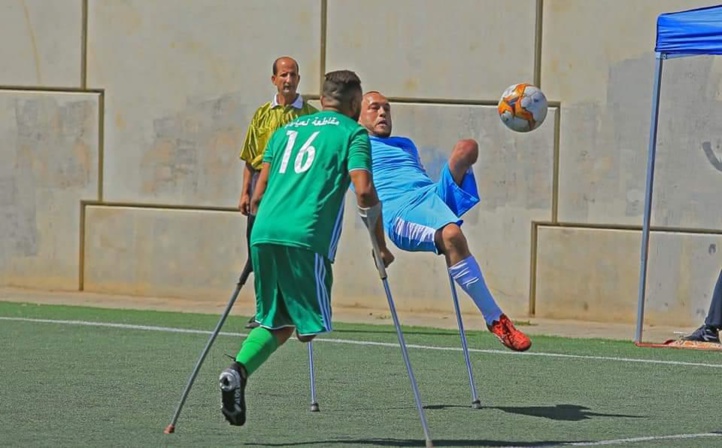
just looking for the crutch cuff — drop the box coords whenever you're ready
[358,202,382,229]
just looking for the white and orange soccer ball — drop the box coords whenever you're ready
[497,83,548,133]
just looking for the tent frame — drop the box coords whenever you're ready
[636,44,721,343]
[635,52,664,344]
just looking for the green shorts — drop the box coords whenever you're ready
[250,243,333,336]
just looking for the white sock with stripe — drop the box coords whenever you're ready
[449,255,503,325]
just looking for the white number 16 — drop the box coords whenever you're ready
[279,130,319,174]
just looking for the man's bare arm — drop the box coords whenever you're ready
[238,162,256,215]
[250,163,271,216]
[350,169,394,267]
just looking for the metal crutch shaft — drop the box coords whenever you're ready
[359,204,434,448]
[380,279,433,447]
[448,275,481,408]
[164,260,253,434]
[309,341,319,412]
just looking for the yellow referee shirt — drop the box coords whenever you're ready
[239,94,318,170]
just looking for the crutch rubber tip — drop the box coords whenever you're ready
[310,403,320,412]
[163,424,175,434]
[472,400,482,409]
[425,439,434,448]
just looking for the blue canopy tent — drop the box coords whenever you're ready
[636,4,722,343]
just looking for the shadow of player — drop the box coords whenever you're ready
[492,403,644,421]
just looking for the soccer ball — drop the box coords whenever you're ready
[497,83,548,133]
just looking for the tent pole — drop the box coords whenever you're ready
[635,53,665,344]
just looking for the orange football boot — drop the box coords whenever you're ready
[487,314,532,352]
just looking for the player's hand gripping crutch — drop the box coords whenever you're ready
[359,203,434,448]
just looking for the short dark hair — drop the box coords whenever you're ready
[272,57,299,75]
[322,70,362,107]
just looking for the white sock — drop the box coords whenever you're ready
[449,255,503,325]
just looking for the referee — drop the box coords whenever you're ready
[238,56,318,328]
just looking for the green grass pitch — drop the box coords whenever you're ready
[1,301,721,447]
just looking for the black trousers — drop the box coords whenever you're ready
[245,213,255,273]
[244,171,259,274]
[704,269,722,329]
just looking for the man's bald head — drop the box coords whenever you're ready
[271,57,300,98]
[272,57,299,75]
[359,91,392,137]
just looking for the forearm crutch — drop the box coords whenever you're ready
[360,204,434,448]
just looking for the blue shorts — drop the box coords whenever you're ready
[386,163,480,254]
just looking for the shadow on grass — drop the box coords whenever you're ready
[420,403,644,422]
[492,404,644,421]
[240,405,639,447]
[423,404,477,410]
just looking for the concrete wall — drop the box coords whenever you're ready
[2,0,722,330]
[536,227,722,325]
[0,90,99,289]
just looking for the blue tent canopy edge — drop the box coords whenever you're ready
[655,4,722,56]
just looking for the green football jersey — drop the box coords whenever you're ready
[250,110,372,262]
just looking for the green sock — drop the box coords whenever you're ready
[235,327,279,376]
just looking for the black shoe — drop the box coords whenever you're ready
[682,325,720,343]
[219,362,247,426]
[245,317,260,329]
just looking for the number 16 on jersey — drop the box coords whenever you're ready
[279,130,319,174]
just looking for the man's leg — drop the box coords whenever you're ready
[684,269,722,342]
[704,269,722,330]
[220,245,333,426]
[244,214,260,329]
[220,325,293,427]
[245,170,261,329]
[392,186,530,351]
[432,139,530,351]
[220,244,295,427]
[282,249,334,338]
[434,224,531,352]
[233,246,331,371]
[447,139,479,186]
[434,224,501,322]
[386,176,530,352]
[432,139,481,219]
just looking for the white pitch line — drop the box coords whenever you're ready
[317,337,722,368]
[2,316,722,369]
[559,431,722,447]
